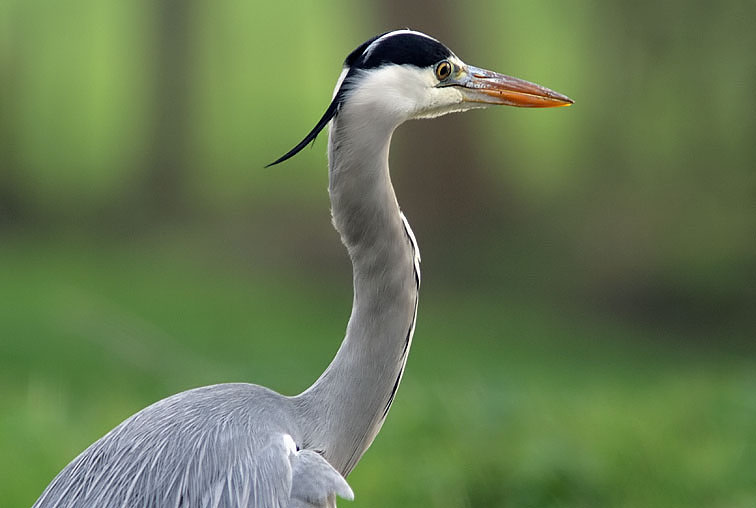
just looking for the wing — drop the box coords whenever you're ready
[33,384,352,508]
[287,444,353,507]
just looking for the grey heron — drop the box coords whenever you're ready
[34,30,572,508]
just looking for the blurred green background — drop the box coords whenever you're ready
[2,0,755,506]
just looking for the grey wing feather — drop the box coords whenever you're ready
[289,450,354,507]
[33,384,351,508]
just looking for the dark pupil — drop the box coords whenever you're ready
[438,62,450,79]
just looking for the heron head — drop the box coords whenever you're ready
[268,30,572,166]
[339,30,573,122]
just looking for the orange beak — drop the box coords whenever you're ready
[459,65,573,108]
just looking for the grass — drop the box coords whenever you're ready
[1,234,754,507]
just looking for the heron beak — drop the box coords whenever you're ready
[458,65,573,108]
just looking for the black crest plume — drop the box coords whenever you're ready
[264,97,341,168]
[266,31,451,167]
[265,33,387,168]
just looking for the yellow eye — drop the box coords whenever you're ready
[435,60,452,81]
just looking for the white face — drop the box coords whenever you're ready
[339,56,486,129]
[336,53,572,133]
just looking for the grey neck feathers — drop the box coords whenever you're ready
[293,108,420,476]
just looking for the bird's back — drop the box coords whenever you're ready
[34,384,351,508]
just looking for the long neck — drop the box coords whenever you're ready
[294,111,420,476]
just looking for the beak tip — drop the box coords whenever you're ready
[552,91,574,107]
